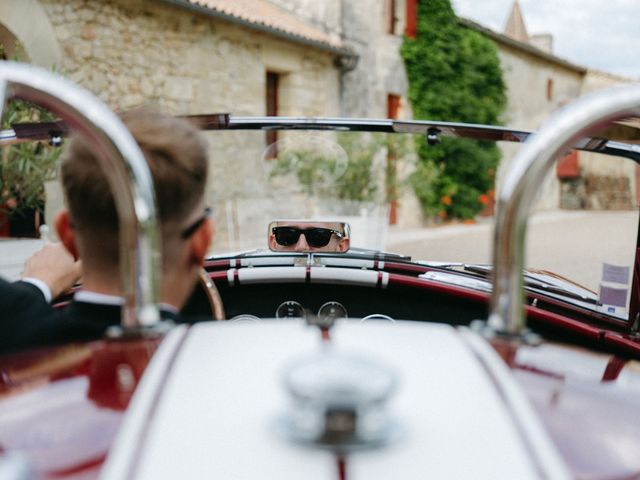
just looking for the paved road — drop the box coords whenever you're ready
[386,210,638,292]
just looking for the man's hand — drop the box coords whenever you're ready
[22,242,82,300]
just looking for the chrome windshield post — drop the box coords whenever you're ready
[0,62,162,329]
[488,85,640,337]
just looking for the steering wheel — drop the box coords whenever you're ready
[195,268,226,320]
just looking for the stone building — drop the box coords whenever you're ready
[466,2,639,212]
[264,0,640,219]
[0,0,419,246]
[0,0,357,246]
[0,0,637,242]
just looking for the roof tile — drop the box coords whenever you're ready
[185,0,343,49]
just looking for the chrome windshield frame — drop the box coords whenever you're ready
[488,85,640,335]
[3,115,639,163]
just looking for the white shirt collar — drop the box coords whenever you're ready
[74,290,123,305]
[73,290,179,314]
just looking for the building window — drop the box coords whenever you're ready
[405,0,418,38]
[385,0,397,34]
[266,71,279,151]
[547,78,554,101]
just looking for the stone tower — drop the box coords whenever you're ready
[504,0,529,43]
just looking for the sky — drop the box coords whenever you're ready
[451,0,640,80]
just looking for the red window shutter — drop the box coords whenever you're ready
[387,94,401,225]
[556,150,580,179]
[387,94,400,119]
[405,0,418,38]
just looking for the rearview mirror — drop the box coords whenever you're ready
[268,220,350,253]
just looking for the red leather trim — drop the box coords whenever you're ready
[601,356,627,381]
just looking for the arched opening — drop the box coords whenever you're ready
[0,23,28,61]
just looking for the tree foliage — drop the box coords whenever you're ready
[0,99,61,234]
[401,0,506,219]
[268,132,412,203]
[0,43,62,234]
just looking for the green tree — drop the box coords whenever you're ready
[401,0,506,220]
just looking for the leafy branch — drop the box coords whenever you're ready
[401,0,506,220]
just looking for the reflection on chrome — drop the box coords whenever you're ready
[229,315,261,323]
[360,314,395,323]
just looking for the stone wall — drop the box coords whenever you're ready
[340,0,411,119]
[268,0,412,117]
[494,42,585,211]
[270,0,419,227]
[493,42,639,213]
[3,0,342,243]
[338,0,417,227]
[577,71,638,210]
[268,0,342,37]
[39,0,339,115]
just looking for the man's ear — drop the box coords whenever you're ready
[337,238,350,253]
[268,234,278,251]
[189,218,214,265]
[54,209,79,259]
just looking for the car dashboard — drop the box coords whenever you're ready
[201,280,488,324]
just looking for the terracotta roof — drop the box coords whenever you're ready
[162,0,347,54]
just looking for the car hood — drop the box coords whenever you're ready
[101,320,569,479]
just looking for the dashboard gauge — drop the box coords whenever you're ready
[360,314,396,323]
[276,301,306,319]
[318,301,348,322]
[229,314,261,323]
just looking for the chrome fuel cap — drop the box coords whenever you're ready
[279,350,400,450]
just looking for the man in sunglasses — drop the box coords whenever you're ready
[1,108,214,353]
[269,221,350,253]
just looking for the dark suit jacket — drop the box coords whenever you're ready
[0,278,189,355]
[0,277,57,354]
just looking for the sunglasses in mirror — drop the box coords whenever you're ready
[272,227,343,248]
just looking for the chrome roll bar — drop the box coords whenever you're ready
[0,62,162,328]
[489,85,640,335]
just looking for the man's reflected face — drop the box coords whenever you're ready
[269,221,350,253]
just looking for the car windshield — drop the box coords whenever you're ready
[200,123,639,320]
[1,115,638,323]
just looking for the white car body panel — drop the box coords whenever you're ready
[103,320,569,479]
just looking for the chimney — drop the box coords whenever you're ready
[530,34,553,53]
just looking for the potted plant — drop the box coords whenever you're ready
[0,98,61,237]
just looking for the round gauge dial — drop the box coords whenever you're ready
[276,301,306,319]
[318,301,348,321]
